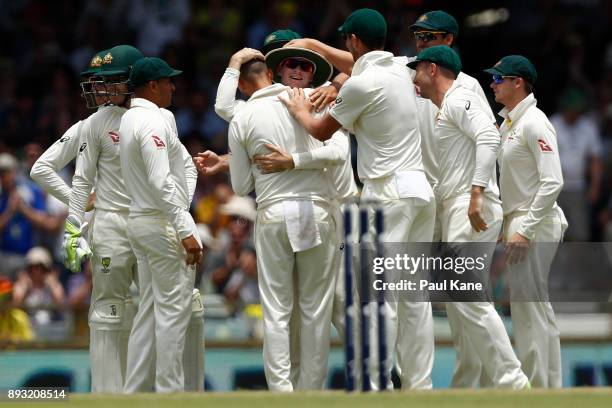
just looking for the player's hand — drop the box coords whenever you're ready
[279,88,313,116]
[182,234,203,266]
[283,38,313,49]
[194,151,228,176]
[85,192,96,212]
[229,48,265,70]
[505,232,530,265]
[310,85,338,112]
[253,144,294,173]
[62,217,92,273]
[468,187,488,232]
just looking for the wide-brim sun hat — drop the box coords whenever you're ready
[265,47,333,88]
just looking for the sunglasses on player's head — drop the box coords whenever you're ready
[492,74,519,84]
[413,31,448,42]
[281,58,316,74]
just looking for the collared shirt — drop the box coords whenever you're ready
[119,97,192,239]
[228,83,332,207]
[215,69,358,202]
[30,119,85,205]
[498,93,564,239]
[435,80,501,202]
[330,51,425,182]
[69,105,130,224]
[406,63,496,195]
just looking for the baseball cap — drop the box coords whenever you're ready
[25,247,53,269]
[484,55,537,84]
[0,153,17,172]
[265,47,333,88]
[98,45,144,77]
[81,49,109,77]
[411,10,459,37]
[129,57,182,88]
[262,29,302,55]
[407,45,462,76]
[338,8,387,40]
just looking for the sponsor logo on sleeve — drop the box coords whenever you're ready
[538,138,553,152]
[79,142,87,153]
[335,97,342,105]
[59,136,71,143]
[151,135,166,148]
[108,131,119,144]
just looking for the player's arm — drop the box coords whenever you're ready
[280,88,343,141]
[517,122,564,239]
[30,121,82,206]
[215,48,263,122]
[68,117,101,225]
[181,145,198,203]
[139,122,193,240]
[227,120,255,196]
[284,38,354,75]
[253,129,349,173]
[451,98,501,231]
[194,151,229,176]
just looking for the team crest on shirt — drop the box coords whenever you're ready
[537,138,553,153]
[101,257,111,273]
[151,135,166,148]
[108,131,119,144]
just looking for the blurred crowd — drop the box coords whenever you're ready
[1,0,612,342]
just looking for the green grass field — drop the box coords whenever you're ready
[3,389,612,408]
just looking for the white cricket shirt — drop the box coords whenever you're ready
[435,81,501,202]
[498,93,564,239]
[119,97,192,239]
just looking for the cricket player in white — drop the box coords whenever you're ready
[208,44,359,387]
[408,10,499,388]
[281,9,435,390]
[65,46,202,393]
[486,55,566,387]
[409,45,529,389]
[30,49,111,207]
[119,57,202,393]
[228,58,339,391]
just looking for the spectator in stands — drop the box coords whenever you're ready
[0,276,34,343]
[206,195,256,294]
[12,246,65,327]
[551,88,603,241]
[224,246,259,311]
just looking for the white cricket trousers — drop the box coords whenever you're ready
[504,210,563,388]
[123,216,195,393]
[88,209,136,393]
[366,197,436,390]
[255,201,337,391]
[441,194,528,389]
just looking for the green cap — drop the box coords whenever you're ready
[129,57,182,88]
[407,45,462,76]
[484,55,537,84]
[80,49,108,76]
[265,47,333,88]
[97,45,144,77]
[338,8,387,40]
[411,10,459,37]
[262,29,302,55]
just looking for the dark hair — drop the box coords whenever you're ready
[523,80,534,94]
[240,59,268,83]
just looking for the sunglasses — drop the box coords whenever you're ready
[281,58,315,74]
[414,31,448,42]
[492,74,518,84]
